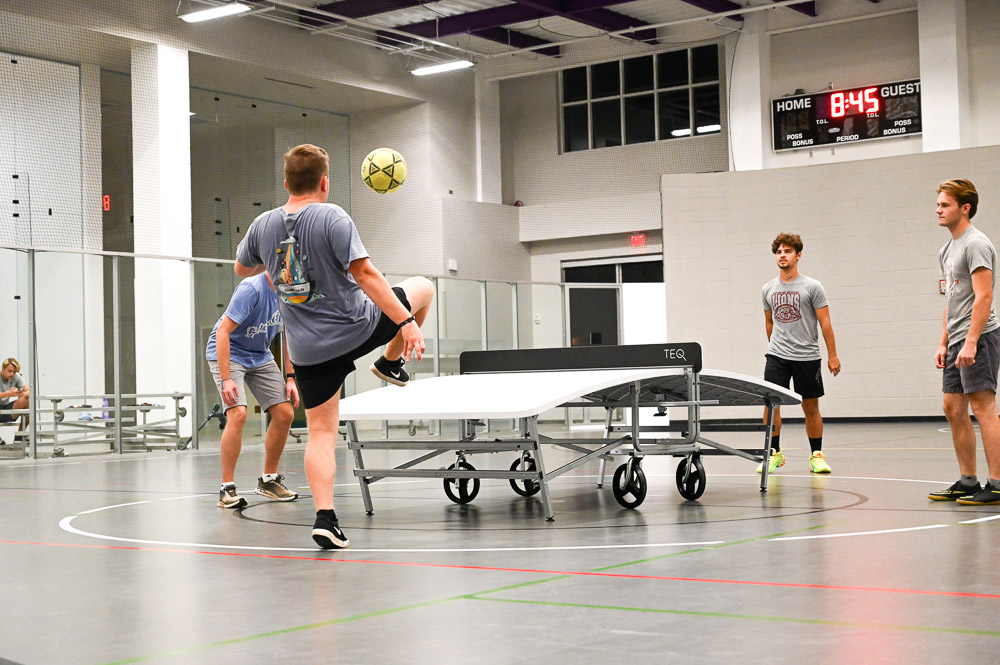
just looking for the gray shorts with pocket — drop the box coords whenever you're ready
[208,359,288,412]
[942,328,1000,394]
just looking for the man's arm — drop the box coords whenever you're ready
[349,257,425,361]
[815,306,841,376]
[215,316,241,407]
[235,260,266,278]
[764,310,773,342]
[936,305,950,369]
[956,267,993,368]
[281,331,299,409]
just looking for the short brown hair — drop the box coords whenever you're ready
[2,357,20,373]
[283,144,329,195]
[771,233,803,254]
[938,179,978,219]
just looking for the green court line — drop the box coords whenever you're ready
[471,596,1000,637]
[96,525,832,664]
[98,596,459,665]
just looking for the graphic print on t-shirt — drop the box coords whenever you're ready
[277,235,325,304]
[771,291,801,323]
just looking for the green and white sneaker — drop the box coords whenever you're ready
[809,451,832,474]
[756,449,785,474]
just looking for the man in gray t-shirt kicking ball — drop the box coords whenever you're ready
[929,179,1000,505]
[759,233,841,475]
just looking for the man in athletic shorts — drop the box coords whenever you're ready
[235,144,434,549]
[759,233,841,474]
[0,357,29,444]
[207,272,300,508]
[929,179,1000,505]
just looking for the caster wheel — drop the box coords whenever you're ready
[54,410,64,422]
[509,457,540,497]
[177,406,187,417]
[443,461,480,504]
[612,462,647,508]
[676,455,706,501]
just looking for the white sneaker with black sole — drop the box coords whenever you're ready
[370,356,409,387]
[218,484,247,509]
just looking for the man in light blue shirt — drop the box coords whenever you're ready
[207,272,300,508]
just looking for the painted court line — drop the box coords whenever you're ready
[960,514,1000,524]
[770,524,950,541]
[78,501,152,515]
[160,494,211,501]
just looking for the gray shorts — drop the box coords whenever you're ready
[942,328,1000,394]
[208,359,288,412]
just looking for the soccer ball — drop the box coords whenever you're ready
[361,147,407,194]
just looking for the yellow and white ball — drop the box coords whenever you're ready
[361,147,407,194]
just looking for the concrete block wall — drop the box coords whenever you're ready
[662,144,1000,418]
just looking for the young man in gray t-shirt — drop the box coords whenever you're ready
[0,357,30,442]
[236,144,435,549]
[760,233,841,475]
[929,179,1000,505]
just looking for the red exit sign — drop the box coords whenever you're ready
[630,234,646,247]
[102,194,110,211]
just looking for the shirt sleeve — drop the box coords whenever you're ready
[13,373,24,390]
[762,283,772,311]
[236,213,266,268]
[965,237,996,275]
[224,280,258,326]
[810,280,829,310]
[328,214,370,271]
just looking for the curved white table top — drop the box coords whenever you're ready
[339,368,800,421]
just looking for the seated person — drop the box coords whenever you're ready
[0,357,29,443]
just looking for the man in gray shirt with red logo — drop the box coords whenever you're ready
[760,233,841,475]
[929,179,1000,505]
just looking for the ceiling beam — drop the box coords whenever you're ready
[510,1,656,43]
[777,1,818,17]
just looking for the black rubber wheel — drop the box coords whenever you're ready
[443,461,480,504]
[612,462,647,508]
[508,457,540,497]
[676,455,706,501]
[177,406,187,417]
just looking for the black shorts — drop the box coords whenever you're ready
[942,328,1000,394]
[764,354,824,400]
[0,402,15,423]
[294,286,412,410]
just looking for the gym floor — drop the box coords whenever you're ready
[1,420,997,665]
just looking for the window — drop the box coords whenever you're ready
[560,44,721,152]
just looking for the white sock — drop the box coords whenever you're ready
[261,473,277,482]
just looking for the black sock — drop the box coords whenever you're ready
[770,435,780,451]
[317,509,338,521]
[808,437,822,453]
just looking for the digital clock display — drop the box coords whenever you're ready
[772,79,921,152]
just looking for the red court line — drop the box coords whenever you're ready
[2,538,999,600]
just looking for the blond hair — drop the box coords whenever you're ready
[2,357,20,373]
[938,179,979,219]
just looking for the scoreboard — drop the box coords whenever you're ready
[772,79,921,152]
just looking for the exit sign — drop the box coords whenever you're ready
[630,234,646,247]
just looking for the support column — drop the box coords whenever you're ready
[475,75,502,203]
[80,62,105,397]
[729,11,770,171]
[131,44,192,432]
[917,0,970,151]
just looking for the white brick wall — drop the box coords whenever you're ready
[663,145,1000,418]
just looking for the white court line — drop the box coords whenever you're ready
[959,514,1000,524]
[770,524,950,541]
[161,494,211,501]
[78,501,152,514]
[57,516,723,553]
[101,457,167,463]
[0,462,82,468]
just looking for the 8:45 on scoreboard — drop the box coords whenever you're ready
[771,79,921,152]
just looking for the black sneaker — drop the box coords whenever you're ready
[928,480,982,501]
[957,484,1000,505]
[370,356,409,387]
[312,510,350,549]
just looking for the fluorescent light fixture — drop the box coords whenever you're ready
[179,2,251,23]
[670,128,691,137]
[697,124,721,133]
[411,60,474,76]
